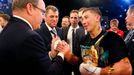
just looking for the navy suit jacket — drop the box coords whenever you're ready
[36,23,62,51]
[0,17,63,75]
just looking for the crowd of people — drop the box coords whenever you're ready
[0,0,134,75]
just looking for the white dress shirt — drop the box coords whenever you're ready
[45,23,57,37]
[67,25,79,52]
[0,26,3,33]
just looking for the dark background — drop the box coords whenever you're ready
[44,0,134,30]
[0,0,134,30]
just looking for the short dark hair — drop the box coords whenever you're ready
[129,4,134,13]
[45,5,59,15]
[70,9,78,15]
[63,16,69,19]
[0,14,10,21]
[83,7,102,17]
[0,11,4,14]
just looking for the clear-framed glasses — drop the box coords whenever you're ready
[33,5,45,15]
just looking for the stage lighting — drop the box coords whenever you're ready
[123,0,130,4]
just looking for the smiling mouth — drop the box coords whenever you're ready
[83,26,88,29]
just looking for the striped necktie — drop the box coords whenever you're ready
[124,29,134,44]
[50,29,57,37]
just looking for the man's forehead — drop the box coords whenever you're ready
[82,11,91,16]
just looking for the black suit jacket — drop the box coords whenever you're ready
[36,23,62,51]
[62,26,85,75]
[62,26,85,56]
[0,17,63,75]
[124,29,134,74]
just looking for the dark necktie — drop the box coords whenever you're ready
[72,29,75,51]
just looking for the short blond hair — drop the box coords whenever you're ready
[110,19,119,26]
[79,7,87,12]
[128,4,134,13]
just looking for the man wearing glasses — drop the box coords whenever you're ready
[0,0,67,75]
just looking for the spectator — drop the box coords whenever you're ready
[0,14,10,28]
[61,16,70,29]
[107,19,124,38]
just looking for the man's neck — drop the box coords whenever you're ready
[13,11,33,30]
[89,24,102,39]
[71,24,78,28]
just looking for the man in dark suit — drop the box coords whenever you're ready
[62,10,86,75]
[36,5,62,52]
[124,23,134,38]
[0,0,67,75]
[125,4,134,75]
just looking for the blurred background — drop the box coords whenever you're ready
[0,0,134,30]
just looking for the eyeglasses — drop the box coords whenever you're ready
[33,5,45,15]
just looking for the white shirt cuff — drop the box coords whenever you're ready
[57,52,64,60]
[48,52,52,60]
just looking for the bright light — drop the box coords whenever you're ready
[123,0,130,4]
[119,15,122,18]
[124,9,127,12]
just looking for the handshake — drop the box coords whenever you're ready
[50,36,71,59]
[53,39,61,50]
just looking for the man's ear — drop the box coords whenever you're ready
[96,15,101,22]
[26,3,34,16]
[42,15,46,21]
[131,11,134,17]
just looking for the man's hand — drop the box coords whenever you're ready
[56,41,79,64]
[50,36,61,58]
[79,62,101,75]
[56,40,71,56]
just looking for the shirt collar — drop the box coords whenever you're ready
[45,22,56,31]
[70,25,79,30]
[13,15,33,30]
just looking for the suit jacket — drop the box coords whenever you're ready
[124,29,134,74]
[62,26,85,75]
[124,30,129,39]
[0,17,63,75]
[36,23,62,51]
[63,26,85,56]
